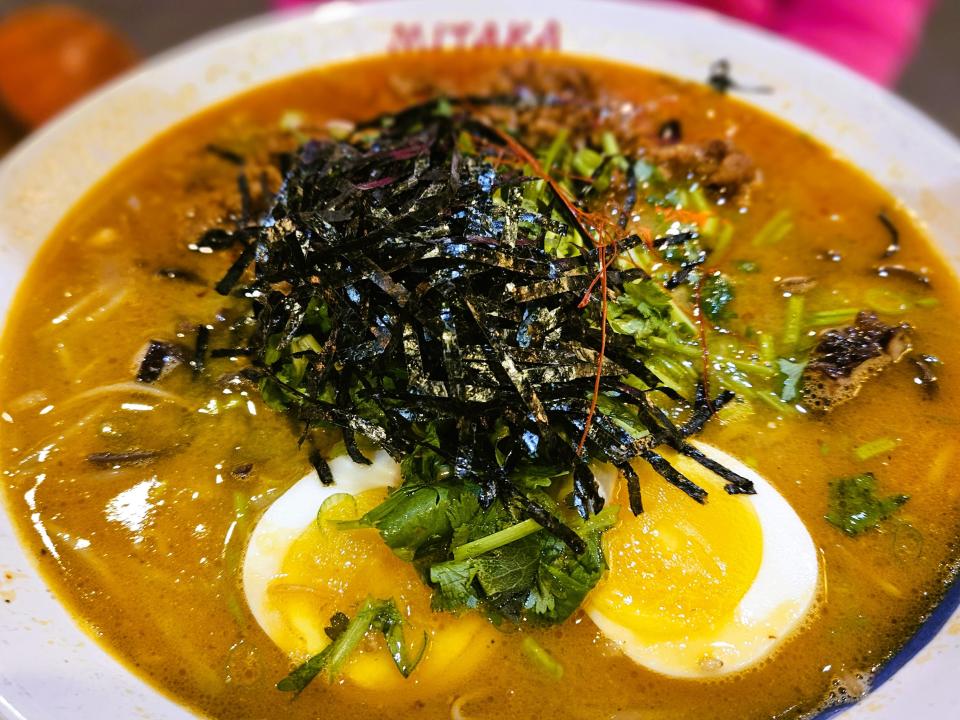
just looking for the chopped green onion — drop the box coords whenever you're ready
[864,287,910,315]
[280,110,307,131]
[752,209,793,246]
[433,97,454,117]
[754,389,791,411]
[915,297,940,308]
[723,356,777,379]
[757,331,777,363]
[781,294,806,353]
[601,130,620,156]
[645,336,700,358]
[540,128,569,173]
[317,493,358,527]
[689,186,710,212]
[701,215,719,239]
[712,222,735,261]
[521,636,564,680]
[457,130,477,155]
[571,147,603,177]
[854,437,900,461]
[807,308,859,327]
[717,398,755,424]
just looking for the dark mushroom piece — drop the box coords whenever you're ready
[802,311,912,411]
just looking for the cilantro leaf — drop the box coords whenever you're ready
[356,485,463,561]
[825,473,909,536]
[474,535,541,599]
[424,498,618,624]
[430,560,481,611]
[529,505,618,622]
[777,358,807,403]
[277,598,427,695]
[700,274,736,322]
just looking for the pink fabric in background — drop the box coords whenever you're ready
[273,0,936,86]
[691,0,935,84]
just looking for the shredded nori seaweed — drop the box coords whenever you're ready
[205,143,245,166]
[197,95,744,550]
[878,211,900,258]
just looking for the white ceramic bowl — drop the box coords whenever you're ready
[1,1,958,718]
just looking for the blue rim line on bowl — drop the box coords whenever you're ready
[814,569,960,718]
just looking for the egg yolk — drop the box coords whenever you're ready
[588,450,763,644]
[265,488,494,690]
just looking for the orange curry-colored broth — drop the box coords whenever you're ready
[2,51,960,720]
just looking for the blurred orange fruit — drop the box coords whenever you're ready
[0,4,138,128]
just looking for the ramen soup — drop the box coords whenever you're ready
[2,52,959,720]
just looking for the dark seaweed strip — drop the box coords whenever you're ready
[664,252,707,290]
[584,330,684,401]
[505,483,586,554]
[572,460,604,518]
[678,443,755,495]
[215,242,257,296]
[191,325,210,377]
[87,451,161,467]
[465,118,594,254]
[878,212,900,258]
[654,231,699,249]
[461,295,549,426]
[205,144,245,165]
[620,169,638,230]
[309,449,336,486]
[342,430,372,465]
[680,385,734,436]
[617,462,644,515]
[874,264,930,286]
[640,450,707,503]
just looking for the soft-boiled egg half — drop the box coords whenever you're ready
[586,441,819,678]
[242,450,496,691]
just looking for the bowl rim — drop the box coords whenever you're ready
[1,2,959,719]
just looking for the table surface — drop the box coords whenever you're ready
[0,0,957,137]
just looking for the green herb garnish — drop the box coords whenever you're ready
[777,358,806,403]
[277,598,427,695]
[825,472,909,536]
[190,93,776,648]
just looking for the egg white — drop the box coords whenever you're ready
[242,449,400,642]
[587,441,819,678]
[242,450,496,691]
